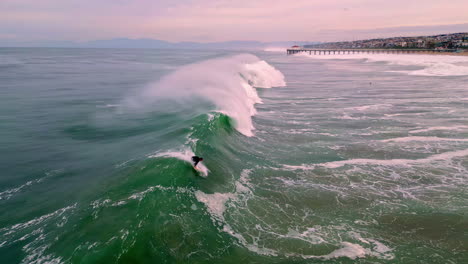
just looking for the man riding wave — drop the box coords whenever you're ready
[191,156,203,168]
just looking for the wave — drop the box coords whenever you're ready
[0,169,62,201]
[0,203,77,262]
[0,55,23,68]
[0,178,44,201]
[404,61,468,76]
[126,54,286,137]
[194,169,395,260]
[289,242,367,260]
[381,136,468,143]
[409,125,468,134]
[284,148,468,169]
[297,53,468,76]
[346,104,393,112]
[195,169,252,221]
[149,149,209,177]
[263,47,287,53]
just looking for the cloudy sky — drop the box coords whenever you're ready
[1,0,468,42]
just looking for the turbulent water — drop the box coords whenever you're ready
[0,48,467,263]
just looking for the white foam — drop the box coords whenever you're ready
[21,243,63,264]
[0,204,76,238]
[127,54,286,137]
[349,232,394,259]
[298,52,468,76]
[194,169,278,256]
[206,113,214,121]
[381,136,468,143]
[0,175,50,201]
[338,113,365,120]
[194,191,235,220]
[321,242,367,260]
[96,104,121,108]
[129,187,157,201]
[368,239,393,257]
[0,204,77,253]
[284,228,325,245]
[194,169,398,261]
[289,242,367,260]
[90,185,191,211]
[150,149,209,177]
[91,199,111,209]
[263,47,287,52]
[409,125,468,134]
[285,148,468,169]
[409,62,468,76]
[384,113,424,117]
[222,224,278,256]
[323,149,468,168]
[195,169,252,221]
[0,180,39,201]
[347,104,392,111]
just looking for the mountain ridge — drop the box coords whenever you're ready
[0,38,318,49]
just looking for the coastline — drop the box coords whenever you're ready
[289,50,468,57]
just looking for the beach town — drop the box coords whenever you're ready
[304,32,468,50]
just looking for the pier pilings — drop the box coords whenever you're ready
[286,48,454,55]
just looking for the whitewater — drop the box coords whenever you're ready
[0,47,467,263]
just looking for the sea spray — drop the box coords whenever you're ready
[125,54,286,136]
[150,149,209,177]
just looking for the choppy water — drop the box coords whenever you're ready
[1,48,467,263]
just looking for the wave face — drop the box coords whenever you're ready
[126,54,285,136]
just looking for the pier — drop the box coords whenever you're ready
[286,48,457,55]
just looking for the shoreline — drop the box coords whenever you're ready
[416,51,468,57]
[290,50,468,57]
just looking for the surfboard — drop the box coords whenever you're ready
[192,164,208,177]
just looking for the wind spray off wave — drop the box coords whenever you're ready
[127,54,286,136]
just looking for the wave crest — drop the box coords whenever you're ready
[128,54,286,136]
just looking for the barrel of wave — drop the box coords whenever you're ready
[129,54,286,137]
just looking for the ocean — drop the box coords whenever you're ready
[0,48,467,263]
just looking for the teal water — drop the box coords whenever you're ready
[0,48,467,263]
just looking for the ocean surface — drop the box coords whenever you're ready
[0,48,467,263]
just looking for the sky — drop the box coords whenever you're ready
[1,0,468,43]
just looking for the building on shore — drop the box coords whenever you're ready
[304,32,468,50]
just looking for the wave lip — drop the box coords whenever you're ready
[129,54,286,137]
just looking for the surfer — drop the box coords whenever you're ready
[192,156,203,168]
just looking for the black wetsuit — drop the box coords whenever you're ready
[192,156,203,167]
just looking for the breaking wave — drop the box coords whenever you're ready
[126,54,286,136]
[298,52,468,76]
[284,148,468,169]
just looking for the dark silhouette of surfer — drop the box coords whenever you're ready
[192,156,203,168]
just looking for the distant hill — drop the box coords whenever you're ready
[0,38,319,50]
[84,38,172,49]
